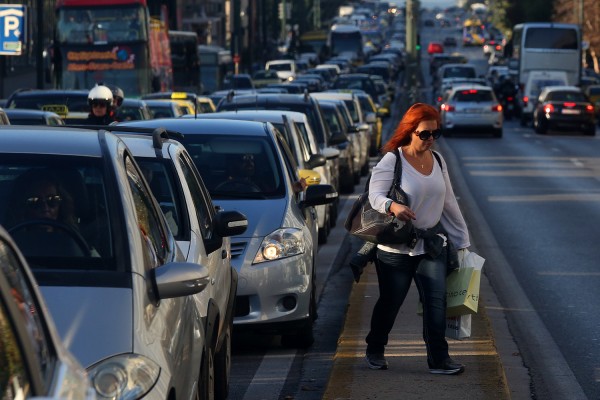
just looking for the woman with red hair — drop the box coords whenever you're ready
[361,103,471,374]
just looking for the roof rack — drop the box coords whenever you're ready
[61,124,185,142]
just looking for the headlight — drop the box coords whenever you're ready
[253,228,305,264]
[88,354,160,400]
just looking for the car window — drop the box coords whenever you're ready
[182,134,285,199]
[443,67,476,78]
[136,159,184,240]
[322,105,343,133]
[0,239,53,388]
[125,155,167,268]
[0,158,114,268]
[179,153,213,241]
[453,89,493,102]
[546,91,586,102]
[342,100,360,122]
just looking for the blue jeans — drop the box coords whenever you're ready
[365,249,449,367]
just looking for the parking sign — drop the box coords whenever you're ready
[0,5,26,56]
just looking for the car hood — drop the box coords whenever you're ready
[216,198,286,238]
[40,286,133,369]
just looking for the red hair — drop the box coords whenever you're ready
[382,103,441,153]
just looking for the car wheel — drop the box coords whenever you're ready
[493,128,503,138]
[199,344,215,400]
[585,125,596,136]
[214,319,232,400]
[318,212,330,244]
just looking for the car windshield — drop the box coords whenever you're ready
[8,94,89,114]
[179,135,286,199]
[268,63,292,72]
[0,156,116,274]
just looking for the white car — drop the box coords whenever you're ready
[116,128,248,399]
[119,118,338,348]
[184,110,337,244]
[0,126,219,399]
[266,59,298,82]
[440,84,503,138]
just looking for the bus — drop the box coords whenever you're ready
[53,0,172,97]
[462,18,485,46]
[298,30,329,60]
[328,24,365,66]
[509,23,582,88]
[169,30,201,93]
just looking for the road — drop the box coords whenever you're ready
[227,20,599,400]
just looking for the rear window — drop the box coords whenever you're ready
[546,91,586,102]
[8,95,89,113]
[524,28,578,50]
[443,67,476,79]
[453,89,493,102]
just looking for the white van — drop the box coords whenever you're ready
[519,70,568,126]
[265,59,297,82]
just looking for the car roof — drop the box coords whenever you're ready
[0,126,106,156]
[311,91,356,100]
[219,93,316,107]
[541,85,581,93]
[4,108,61,118]
[8,89,89,98]
[118,118,271,137]
[189,109,307,122]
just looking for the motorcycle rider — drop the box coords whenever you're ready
[85,84,115,125]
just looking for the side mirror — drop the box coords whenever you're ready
[298,169,321,185]
[365,112,377,124]
[357,122,370,132]
[305,153,327,169]
[301,184,338,207]
[321,147,340,160]
[154,262,210,299]
[329,130,349,145]
[377,107,390,117]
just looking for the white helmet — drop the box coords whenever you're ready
[88,84,113,106]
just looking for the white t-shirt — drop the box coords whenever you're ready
[368,148,470,255]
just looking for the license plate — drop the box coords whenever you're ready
[464,108,481,113]
[562,109,581,115]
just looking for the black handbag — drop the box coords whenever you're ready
[344,149,416,245]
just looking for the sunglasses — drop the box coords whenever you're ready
[91,101,108,108]
[25,195,62,209]
[415,129,442,140]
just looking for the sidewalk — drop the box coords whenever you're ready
[322,242,519,400]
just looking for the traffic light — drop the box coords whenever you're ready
[416,34,421,51]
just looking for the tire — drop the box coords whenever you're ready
[493,128,503,138]
[318,212,330,244]
[585,125,596,136]
[199,344,215,400]
[214,320,232,400]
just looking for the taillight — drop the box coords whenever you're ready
[492,104,502,112]
[543,103,555,113]
[523,96,529,105]
[585,104,595,113]
[441,104,455,112]
[437,96,442,102]
[563,102,576,107]
[506,96,514,102]
[495,45,502,51]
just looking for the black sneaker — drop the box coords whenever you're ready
[365,352,388,370]
[429,358,465,375]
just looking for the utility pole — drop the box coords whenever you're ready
[405,0,419,107]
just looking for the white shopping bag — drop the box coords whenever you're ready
[445,314,472,340]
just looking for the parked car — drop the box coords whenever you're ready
[117,118,338,347]
[265,59,298,81]
[144,99,189,118]
[4,89,89,124]
[183,110,336,244]
[113,127,249,398]
[253,69,284,88]
[532,85,596,135]
[0,225,96,400]
[216,92,342,221]
[0,126,217,399]
[427,41,444,55]
[440,84,503,137]
[2,108,64,125]
[317,100,356,193]
[115,98,153,121]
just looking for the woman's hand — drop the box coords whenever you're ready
[389,202,416,221]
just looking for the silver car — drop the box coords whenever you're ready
[118,118,338,347]
[440,84,503,137]
[0,126,217,399]
[116,128,248,399]
[0,225,95,400]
